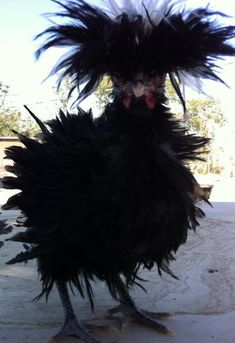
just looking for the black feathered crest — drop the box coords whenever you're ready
[36,0,235,101]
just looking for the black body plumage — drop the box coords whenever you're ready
[2,0,235,308]
[3,97,207,302]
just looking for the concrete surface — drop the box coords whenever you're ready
[0,178,235,343]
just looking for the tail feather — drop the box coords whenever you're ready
[6,244,52,265]
[23,105,49,134]
[0,220,14,236]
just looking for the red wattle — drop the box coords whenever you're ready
[145,95,156,109]
[123,95,133,109]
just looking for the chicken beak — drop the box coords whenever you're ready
[132,82,146,97]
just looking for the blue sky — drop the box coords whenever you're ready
[0,0,235,123]
[0,1,59,113]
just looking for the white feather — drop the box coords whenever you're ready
[97,0,187,26]
[177,70,209,96]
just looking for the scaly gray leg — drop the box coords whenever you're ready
[105,276,173,336]
[47,280,101,343]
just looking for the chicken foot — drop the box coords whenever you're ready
[47,281,101,343]
[105,276,173,336]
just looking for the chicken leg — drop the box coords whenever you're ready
[105,276,173,336]
[48,281,101,343]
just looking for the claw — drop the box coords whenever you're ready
[105,304,174,336]
[52,281,102,343]
[83,322,118,334]
[48,318,102,343]
[140,309,174,320]
[132,310,174,336]
[104,305,122,319]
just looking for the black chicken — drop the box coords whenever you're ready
[2,1,235,342]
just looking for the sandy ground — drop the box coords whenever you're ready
[0,178,235,343]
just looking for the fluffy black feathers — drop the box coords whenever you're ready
[2,0,235,309]
[36,0,235,100]
[3,98,208,303]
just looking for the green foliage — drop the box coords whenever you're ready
[177,97,224,175]
[0,109,40,137]
[178,93,225,175]
[54,77,74,112]
[0,82,39,137]
[0,82,9,109]
[0,110,21,136]
[95,76,113,110]
[164,79,226,175]
[165,79,181,104]
[186,98,225,137]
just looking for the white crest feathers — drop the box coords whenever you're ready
[98,0,186,25]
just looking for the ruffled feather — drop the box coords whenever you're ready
[35,1,235,100]
[3,99,209,304]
